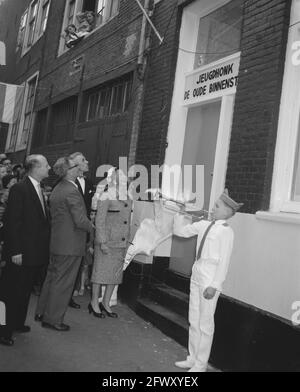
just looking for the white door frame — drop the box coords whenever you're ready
[164,92,235,211]
[209,94,235,210]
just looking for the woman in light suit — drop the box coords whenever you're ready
[89,168,132,318]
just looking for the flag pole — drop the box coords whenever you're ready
[134,0,164,44]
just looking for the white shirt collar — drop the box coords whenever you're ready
[214,219,227,226]
[28,176,40,188]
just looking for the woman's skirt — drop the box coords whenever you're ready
[91,245,126,285]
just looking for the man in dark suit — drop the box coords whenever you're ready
[69,152,94,307]
[35,157,93,331]
[0,155,51,346]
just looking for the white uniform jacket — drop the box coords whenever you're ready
[173,215,234,292]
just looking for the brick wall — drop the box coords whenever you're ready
[226,0,291,213]
[135,0,182,170]
[35,0,144,109]
[136,0,291,213]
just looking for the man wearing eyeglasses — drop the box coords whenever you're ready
[35,157,94,331]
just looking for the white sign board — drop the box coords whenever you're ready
[183,53,241,106]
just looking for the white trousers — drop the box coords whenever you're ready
[187,279,220,371]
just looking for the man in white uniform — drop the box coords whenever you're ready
[174,189,243,372]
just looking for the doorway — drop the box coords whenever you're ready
[169,99,222,277]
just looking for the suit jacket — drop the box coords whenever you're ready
[75,177,94,217]
[95,197,132,249]
[3,177,50,266]
[50,179,93,256]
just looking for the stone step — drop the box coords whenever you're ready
[164,269,190,294]
[135,297,189,348]
[148,282,189,319]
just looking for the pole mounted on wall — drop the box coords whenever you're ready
[134,0,164,45]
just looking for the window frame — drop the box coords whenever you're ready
[58,0,120,57]
[7,72,39,152]
[20,76,38,147]
[85,76,132,122]
[37,0,51,38]
[26,0,39,49]
[17,0,51,56]
[16,9,28,52]
[270,21,300,214]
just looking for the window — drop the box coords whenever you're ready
[27,0,39,48]
[47,96,78,145]
[270,18,300,214]
[59,0,119,55]
[93,0,120,28]
[20,76,38,146]
[194,0,243,68]
[67,0,76,26]
[87,92,99,121]
[16,10,28,51]
[84,76,132,121]
[38,0,50,36]
[16,1,51,53]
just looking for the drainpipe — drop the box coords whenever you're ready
[137,0,150,68]
[127,0,152,168]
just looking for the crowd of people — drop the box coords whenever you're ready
[0,152,132,346]
[0,154,26,278]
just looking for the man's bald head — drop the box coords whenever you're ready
[25,155,50,182]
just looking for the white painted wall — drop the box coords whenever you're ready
[224,213,300,321]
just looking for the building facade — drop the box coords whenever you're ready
[122,0,300,372]
[1,0,300,372]
[0,0,50,158]
[0,0,163,175]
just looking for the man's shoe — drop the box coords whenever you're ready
[42,322,70,332]
[175,360,195,369]
[0,336,14,346]
[15,325,31,333]
[35,314,43,322]
[69,299,81,309]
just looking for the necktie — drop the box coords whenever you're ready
[76,178,84,196]
[37,183,46,216]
